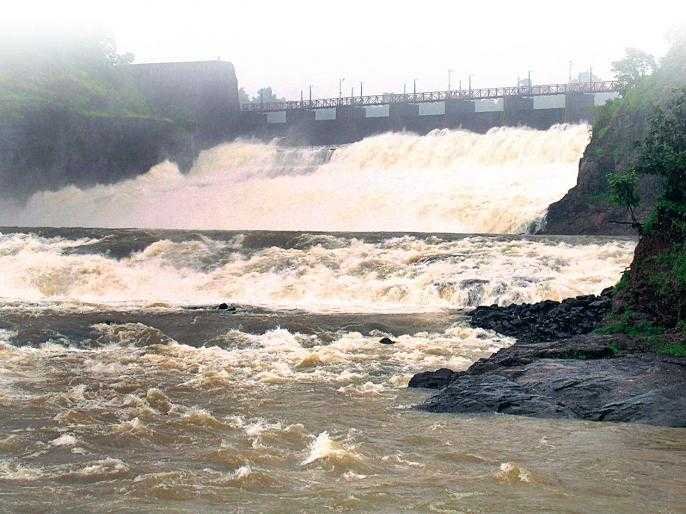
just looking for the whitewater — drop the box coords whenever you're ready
[1,124,589,233]
[2,125,682,513]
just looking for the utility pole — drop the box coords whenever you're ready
[448,69,453,92]
[360,81,363,98]
[568,60,573,83]
[339,77,345,100]
[528,70,532,94]
[413,78,417,96]
[300,89,303,106]
[351,87,354,99]
[468,74,472,93]
[589,65,593,89]
[459,79,462,92]
[403,83,406,96]
[309,85,312,103]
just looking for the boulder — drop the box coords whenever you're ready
[408,368,458,389]
[415,334,686,427]
[469,290,613,343]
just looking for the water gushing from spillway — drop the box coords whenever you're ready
[0,230,634,313]
[0,124,590,233]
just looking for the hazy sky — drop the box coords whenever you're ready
[5,0,685,99]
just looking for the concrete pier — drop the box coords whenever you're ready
[445,99,476,117]
[502,95,534,125]
[335,106,366,121]
[565,93,595,123]
[286,109,315,124]
[389,103,419,129]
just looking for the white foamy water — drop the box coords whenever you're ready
[0,125,589,233]
[0,231,634,312]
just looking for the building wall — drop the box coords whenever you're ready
[125,60,240,140]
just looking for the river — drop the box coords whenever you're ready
[0,126,683,512]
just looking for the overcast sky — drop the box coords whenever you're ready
[5,0,685,99]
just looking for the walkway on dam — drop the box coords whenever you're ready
[241,80,618,113]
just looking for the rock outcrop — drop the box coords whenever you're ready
[540,99,661,235]
[409,290,686,427]
[413,333,686,427]
[469,289,613,343]
[0,107,197,199]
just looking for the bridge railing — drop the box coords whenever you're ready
[241,80,618,113]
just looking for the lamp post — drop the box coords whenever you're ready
[568,60,573,83]
[528,70,532,94]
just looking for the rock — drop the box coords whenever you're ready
[378,337,396,345]
[217,303,235,311]
[408,368,458,389]
[415,333,686,427]
[469,290,613,343]
[422,374,576,419]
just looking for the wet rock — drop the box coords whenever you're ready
[469,289,613,343]
[414,333,686,427]
[422,374,576,419]
[378,337,396,345]
[408,368,458,389]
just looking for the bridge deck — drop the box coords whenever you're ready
[242,81,618,113]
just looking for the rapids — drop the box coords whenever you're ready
[0,229,634,313]
[0,124,589,233]
[0,124,683,512]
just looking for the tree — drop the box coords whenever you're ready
[612,48,657,95]
[254,87,285,104]
[608,170,642,232]
[237,87,251,105]
[637,88,686,236]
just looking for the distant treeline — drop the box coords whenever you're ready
[0,31,152,120]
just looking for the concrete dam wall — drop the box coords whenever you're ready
[237,93,598,146]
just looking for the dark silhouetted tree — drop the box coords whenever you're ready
[611,48,657,95]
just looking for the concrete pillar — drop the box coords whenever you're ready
[241,111,267,127]
[445,99,476,127]
[335,106,366,121]
[565,93,595,123]
[445,99,476,116]
[389,103,419,120]
[502,95,534,126]
[285,109,315,124]
[503,95,534,114]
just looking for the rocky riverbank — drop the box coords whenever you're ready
[409,293,686,427]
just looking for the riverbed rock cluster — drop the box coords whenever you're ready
[469,288,613,343]
[410,293,686,427]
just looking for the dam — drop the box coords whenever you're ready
[240,80,616,145]
[125,60,618,146]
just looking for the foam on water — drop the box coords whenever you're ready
[0,231,634,312]
[1,125,589,233]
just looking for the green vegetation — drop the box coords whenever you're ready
[238,86,286,105]
[607,170,641,230]
[0,30,150,120]
[591,35,686,173]
[597,310,686,357]
[596,36,686,349]
[611,48,656,96]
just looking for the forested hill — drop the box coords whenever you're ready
[541,36,686,235]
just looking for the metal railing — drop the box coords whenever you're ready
[241,81,618,113]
